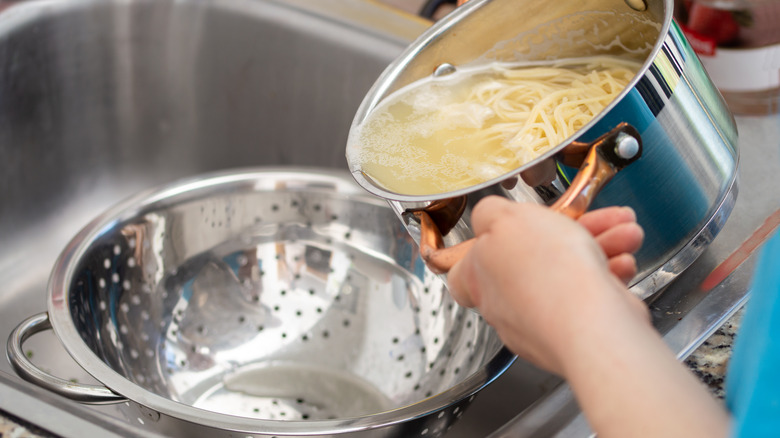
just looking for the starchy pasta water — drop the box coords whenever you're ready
[347,56,640,196]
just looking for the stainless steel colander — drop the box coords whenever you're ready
[8,168,513,437]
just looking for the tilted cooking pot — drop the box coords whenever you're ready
[347,0,739,298]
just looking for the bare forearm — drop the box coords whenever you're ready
[445,199,726,434]
[562,300,730,438]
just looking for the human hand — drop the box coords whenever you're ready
[447,196,648,375]
[576,205,644,283]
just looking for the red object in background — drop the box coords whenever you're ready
[676,0,780,114]
[686,3,740,44]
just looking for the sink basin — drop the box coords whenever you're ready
[0,0,774,436]
[0,0,553,435]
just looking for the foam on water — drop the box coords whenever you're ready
[347,57,640,196]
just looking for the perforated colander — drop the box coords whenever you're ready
[9,168,513,437]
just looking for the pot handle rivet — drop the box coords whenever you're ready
[433,63,457,77]
[138,404,162,422]
[616,134,640,160]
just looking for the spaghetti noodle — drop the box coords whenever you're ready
[347,56,640,196]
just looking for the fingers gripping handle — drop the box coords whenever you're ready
[409,123,642,275]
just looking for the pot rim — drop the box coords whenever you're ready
[46,167,516,434]
[345,0,673,203]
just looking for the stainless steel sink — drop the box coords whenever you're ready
[0,0,776,436]
[0,0,553,435]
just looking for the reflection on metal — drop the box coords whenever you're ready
[11,169,513,436]
[349,0,739,299]
[433,62,457,77]
[404,124,643,275]
[0,0,767,436]
[487,113,778,437]
[551,124,643,219]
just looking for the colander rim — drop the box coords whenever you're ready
[46,166,516,434]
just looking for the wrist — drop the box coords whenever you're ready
[554,290,730,438]
[554,281,652,379]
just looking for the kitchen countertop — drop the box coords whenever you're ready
[0,410,49,438]
[684,306,744,400]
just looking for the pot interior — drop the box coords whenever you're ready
[376,0,664,100]
[348,0,666,202]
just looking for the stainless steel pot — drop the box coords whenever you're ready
[8,169,514,437]
[347,0,739,298]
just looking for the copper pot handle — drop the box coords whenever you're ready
[407,123,642,274]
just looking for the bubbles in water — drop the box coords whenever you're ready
[348,57,640,195]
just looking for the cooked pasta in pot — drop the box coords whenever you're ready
[347,56,640,196]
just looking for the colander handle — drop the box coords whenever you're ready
[411,123,643,275]
[7,312,127,404]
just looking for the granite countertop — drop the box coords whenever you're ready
[0,413,47,438]
[684,306,744,400]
